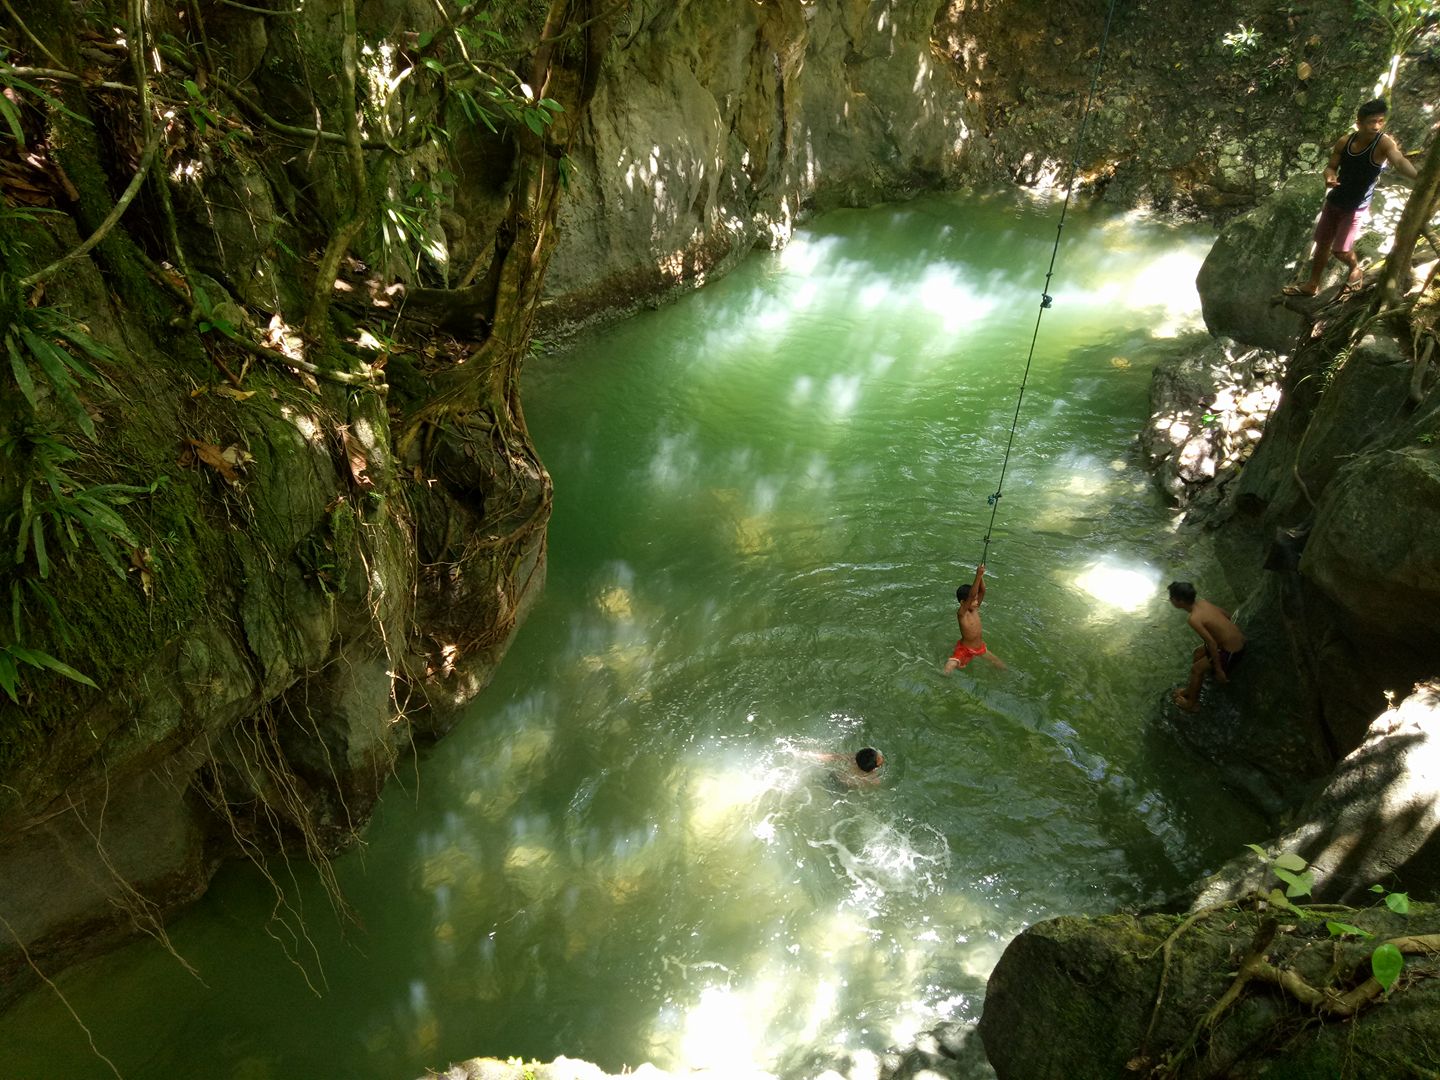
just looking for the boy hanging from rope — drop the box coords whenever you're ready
[943,564,1006,675]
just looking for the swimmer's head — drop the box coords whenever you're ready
[956,584,972,604]
[855,747,884,772]
[1167,581,1196,607]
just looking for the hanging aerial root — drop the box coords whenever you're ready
[0,911,124,1080]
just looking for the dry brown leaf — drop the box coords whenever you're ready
[183,437,242,484]
[129,547,155,599]
[220,444,254,470]
[214,386,256,401]
[337,425,374,489]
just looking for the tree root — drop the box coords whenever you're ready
[19,125,164,289]
[0,911,124,1080]
[1142,900,1246,1058]
[1151,921,1440,1078]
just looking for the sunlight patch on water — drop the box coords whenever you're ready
[1070,556,1164,614]
[1030,453,1142,531]
[789,374,815,406]
[858,280,890,309]
[648,430,703,490]
[778,232,843,276]
[1062,237,1210,338]
[824,373,863,417]
[917,264,998,333]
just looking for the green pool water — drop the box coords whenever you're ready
[0,189,1266,1080]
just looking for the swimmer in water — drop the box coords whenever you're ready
[812,747,886,787]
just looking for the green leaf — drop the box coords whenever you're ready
[19,328,95,440]
[417,30,435,48]
[1372,942,1403,992]
[42,322,111,375]
[9,580,20,640]
[539,97,564,113]
[76,515,128,579]
[1385,891,1410,915]
[1371,884,1387,894]
[1273,852,1308,872]
[1326,920,1371,938]
[15,480,34,565]
[24,578,72,646]
[0,92,25,150]
[6,332,39,411]
[1274,867,1315,898]
[23,648,98,689]
[523,109,544,135]
[183,78,201,99]
[31,515,48,578]
[0,651,19,704]
[421,57,446,74]
[3,72,87,125]
[1267,887,1299,913]
[1245,843,1269,858]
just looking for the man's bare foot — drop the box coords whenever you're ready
[1171,688,1200,713]
[1281,284,1318,297]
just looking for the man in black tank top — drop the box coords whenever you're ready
[1284,98,1418,297]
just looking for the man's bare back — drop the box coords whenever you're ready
[1168,581,1245,712]
[1188,599,1245,655]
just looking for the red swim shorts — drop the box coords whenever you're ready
[950,641,988,667]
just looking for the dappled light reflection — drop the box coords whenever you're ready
[1070,556,1164,615]
[0,189,1270,1080]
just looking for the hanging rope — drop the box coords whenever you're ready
[979,0,1121,566]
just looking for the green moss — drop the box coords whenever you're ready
[48,114,179,341]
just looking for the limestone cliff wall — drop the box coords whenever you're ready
[541,0,983,333]
[538,0,1394,335]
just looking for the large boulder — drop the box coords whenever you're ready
[981,903,1440,1078]
[1159,572,1331,818]
[1198,681,1440,908]
[1196,174,1317,351]
[542,0,979,331]
[1303,448,1440,644]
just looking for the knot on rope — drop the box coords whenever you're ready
[1041,293,1054,309]
[987,491,1002,506]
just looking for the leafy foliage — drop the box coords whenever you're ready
[0,207,160,702]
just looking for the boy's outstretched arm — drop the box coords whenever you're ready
[1382,134,1419,179]
[972,564,986,606]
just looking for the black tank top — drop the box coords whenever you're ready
[1327,132,1386,212]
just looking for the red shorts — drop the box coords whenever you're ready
[950,641,987,667]
[1314,200,1364,255]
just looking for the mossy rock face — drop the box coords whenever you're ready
[980,905,1440,1079]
